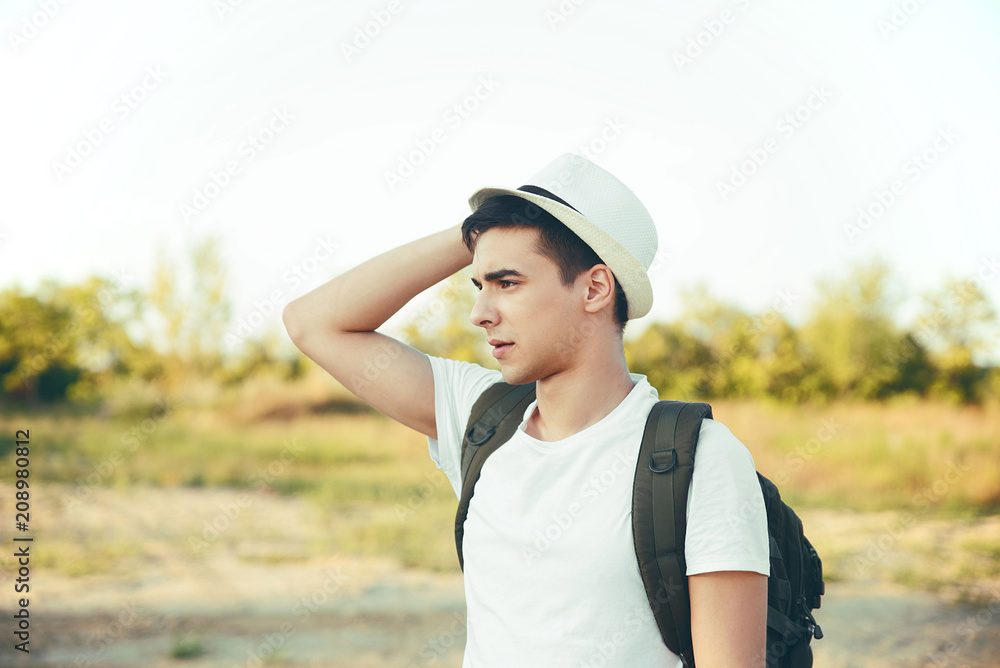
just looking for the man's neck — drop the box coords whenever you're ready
[523,355,635,442]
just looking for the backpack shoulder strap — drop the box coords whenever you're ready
[454,381,537,570]
[632,399,712,668]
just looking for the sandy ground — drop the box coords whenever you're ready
[1,485,999,667]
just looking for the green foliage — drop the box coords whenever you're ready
[170,633,206,659]
[625,259,997,404]
[2,245,997,408]
[146,234,233,384]
[0,233,284,407]
[799,259,907,400]
[758,317,823,403]
[917,277,998,363]
[625,322,712,399]
[0,276,145,404]
[917,277,999,403]
[216,330,306,387]
[677,284,775,398]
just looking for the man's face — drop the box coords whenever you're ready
[469,226,585,385]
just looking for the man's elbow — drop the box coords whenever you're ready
[282,300,307,347]
[283,300,351,351]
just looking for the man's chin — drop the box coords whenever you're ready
[499,369,517,385]
[499,365,540,387]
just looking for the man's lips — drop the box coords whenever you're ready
[489,339,514,359]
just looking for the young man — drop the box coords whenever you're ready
[282,153,769,667]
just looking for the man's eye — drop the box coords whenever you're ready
[499,280,515,288]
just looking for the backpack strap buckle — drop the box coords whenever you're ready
[649,447,677,473]
[466,424,496,447]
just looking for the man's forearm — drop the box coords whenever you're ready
[284,223,471,341]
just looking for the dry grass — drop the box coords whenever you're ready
[711,396,1000,515]
[1,378,997,590]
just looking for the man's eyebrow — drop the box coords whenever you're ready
[470,268,526,288]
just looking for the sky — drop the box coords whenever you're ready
[2,0,998,354]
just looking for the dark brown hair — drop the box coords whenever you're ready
[461,194,628,330]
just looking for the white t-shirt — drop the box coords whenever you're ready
[426,355,770,668]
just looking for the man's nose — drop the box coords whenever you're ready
[469,290,496,328]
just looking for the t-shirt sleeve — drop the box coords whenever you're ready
[425,354,504,499]
[684,418,770,576]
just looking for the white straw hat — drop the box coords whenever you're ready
[468,153,658,320]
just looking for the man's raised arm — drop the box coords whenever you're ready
[281,223,472,439]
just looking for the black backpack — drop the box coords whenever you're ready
[454,382,824,668]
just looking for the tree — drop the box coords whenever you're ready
[916,277,998,363]
[0,277,145,403]
[757,316,824,403]
[145,234,232,383]
[799,259,908,400]
[625,322,713,400]
[218,329,306,385]
[916,277,999,402]
[881,332,935,399]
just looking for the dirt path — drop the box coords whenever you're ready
[2,485,998,667]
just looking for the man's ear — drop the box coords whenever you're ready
[581,265,616,315]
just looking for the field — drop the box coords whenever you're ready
[1,378,999,666]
